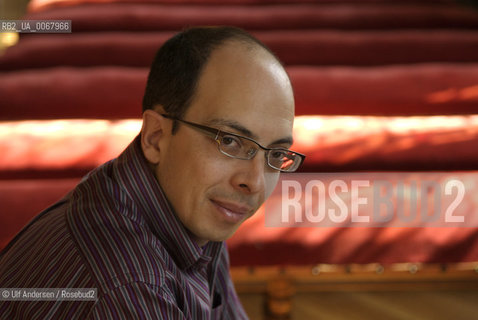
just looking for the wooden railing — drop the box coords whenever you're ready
[231,262,478,319]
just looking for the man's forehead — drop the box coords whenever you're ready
[204,40,283,80]
[185,40,295,145]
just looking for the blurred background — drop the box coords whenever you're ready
[0,0,30,19]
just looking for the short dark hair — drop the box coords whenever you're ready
[142,26,279,132]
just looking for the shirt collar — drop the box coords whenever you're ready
[112,135,223,270]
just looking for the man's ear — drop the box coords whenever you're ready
[141,109,169,165]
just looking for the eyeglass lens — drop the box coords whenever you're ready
[217,133,299,172]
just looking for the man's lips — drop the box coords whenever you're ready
[210,199,254,222]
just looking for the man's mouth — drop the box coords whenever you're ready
[210,199,253,224]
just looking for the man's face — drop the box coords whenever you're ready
[153,42,295,245]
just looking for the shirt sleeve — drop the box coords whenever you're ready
[88,282,188,320]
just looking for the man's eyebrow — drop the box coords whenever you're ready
[206,118,257,139]
[207,118,294,147]
[270,136,294,147]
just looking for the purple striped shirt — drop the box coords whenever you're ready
[0,136,248,319]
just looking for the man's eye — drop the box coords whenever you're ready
[271,150,287,160]
[221,135,241,147]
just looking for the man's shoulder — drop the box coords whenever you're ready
[0,199,171,320]
[64,180,168,292]
[0,201,94,290]
[0,168,169,292]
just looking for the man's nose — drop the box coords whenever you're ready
[232,150,267,195]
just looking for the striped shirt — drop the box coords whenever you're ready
[0,136,248,319]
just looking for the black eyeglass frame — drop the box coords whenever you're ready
[160,114,305,172]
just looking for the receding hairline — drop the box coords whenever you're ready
[146,27,292,130]
[174,38,288,112]
[213,37,282,65]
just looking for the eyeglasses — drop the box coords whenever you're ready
[161,114,305,172]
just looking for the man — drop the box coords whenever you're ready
[0,26,304,319]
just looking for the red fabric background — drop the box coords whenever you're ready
[3,31,478,70]
[2,65,478,120]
